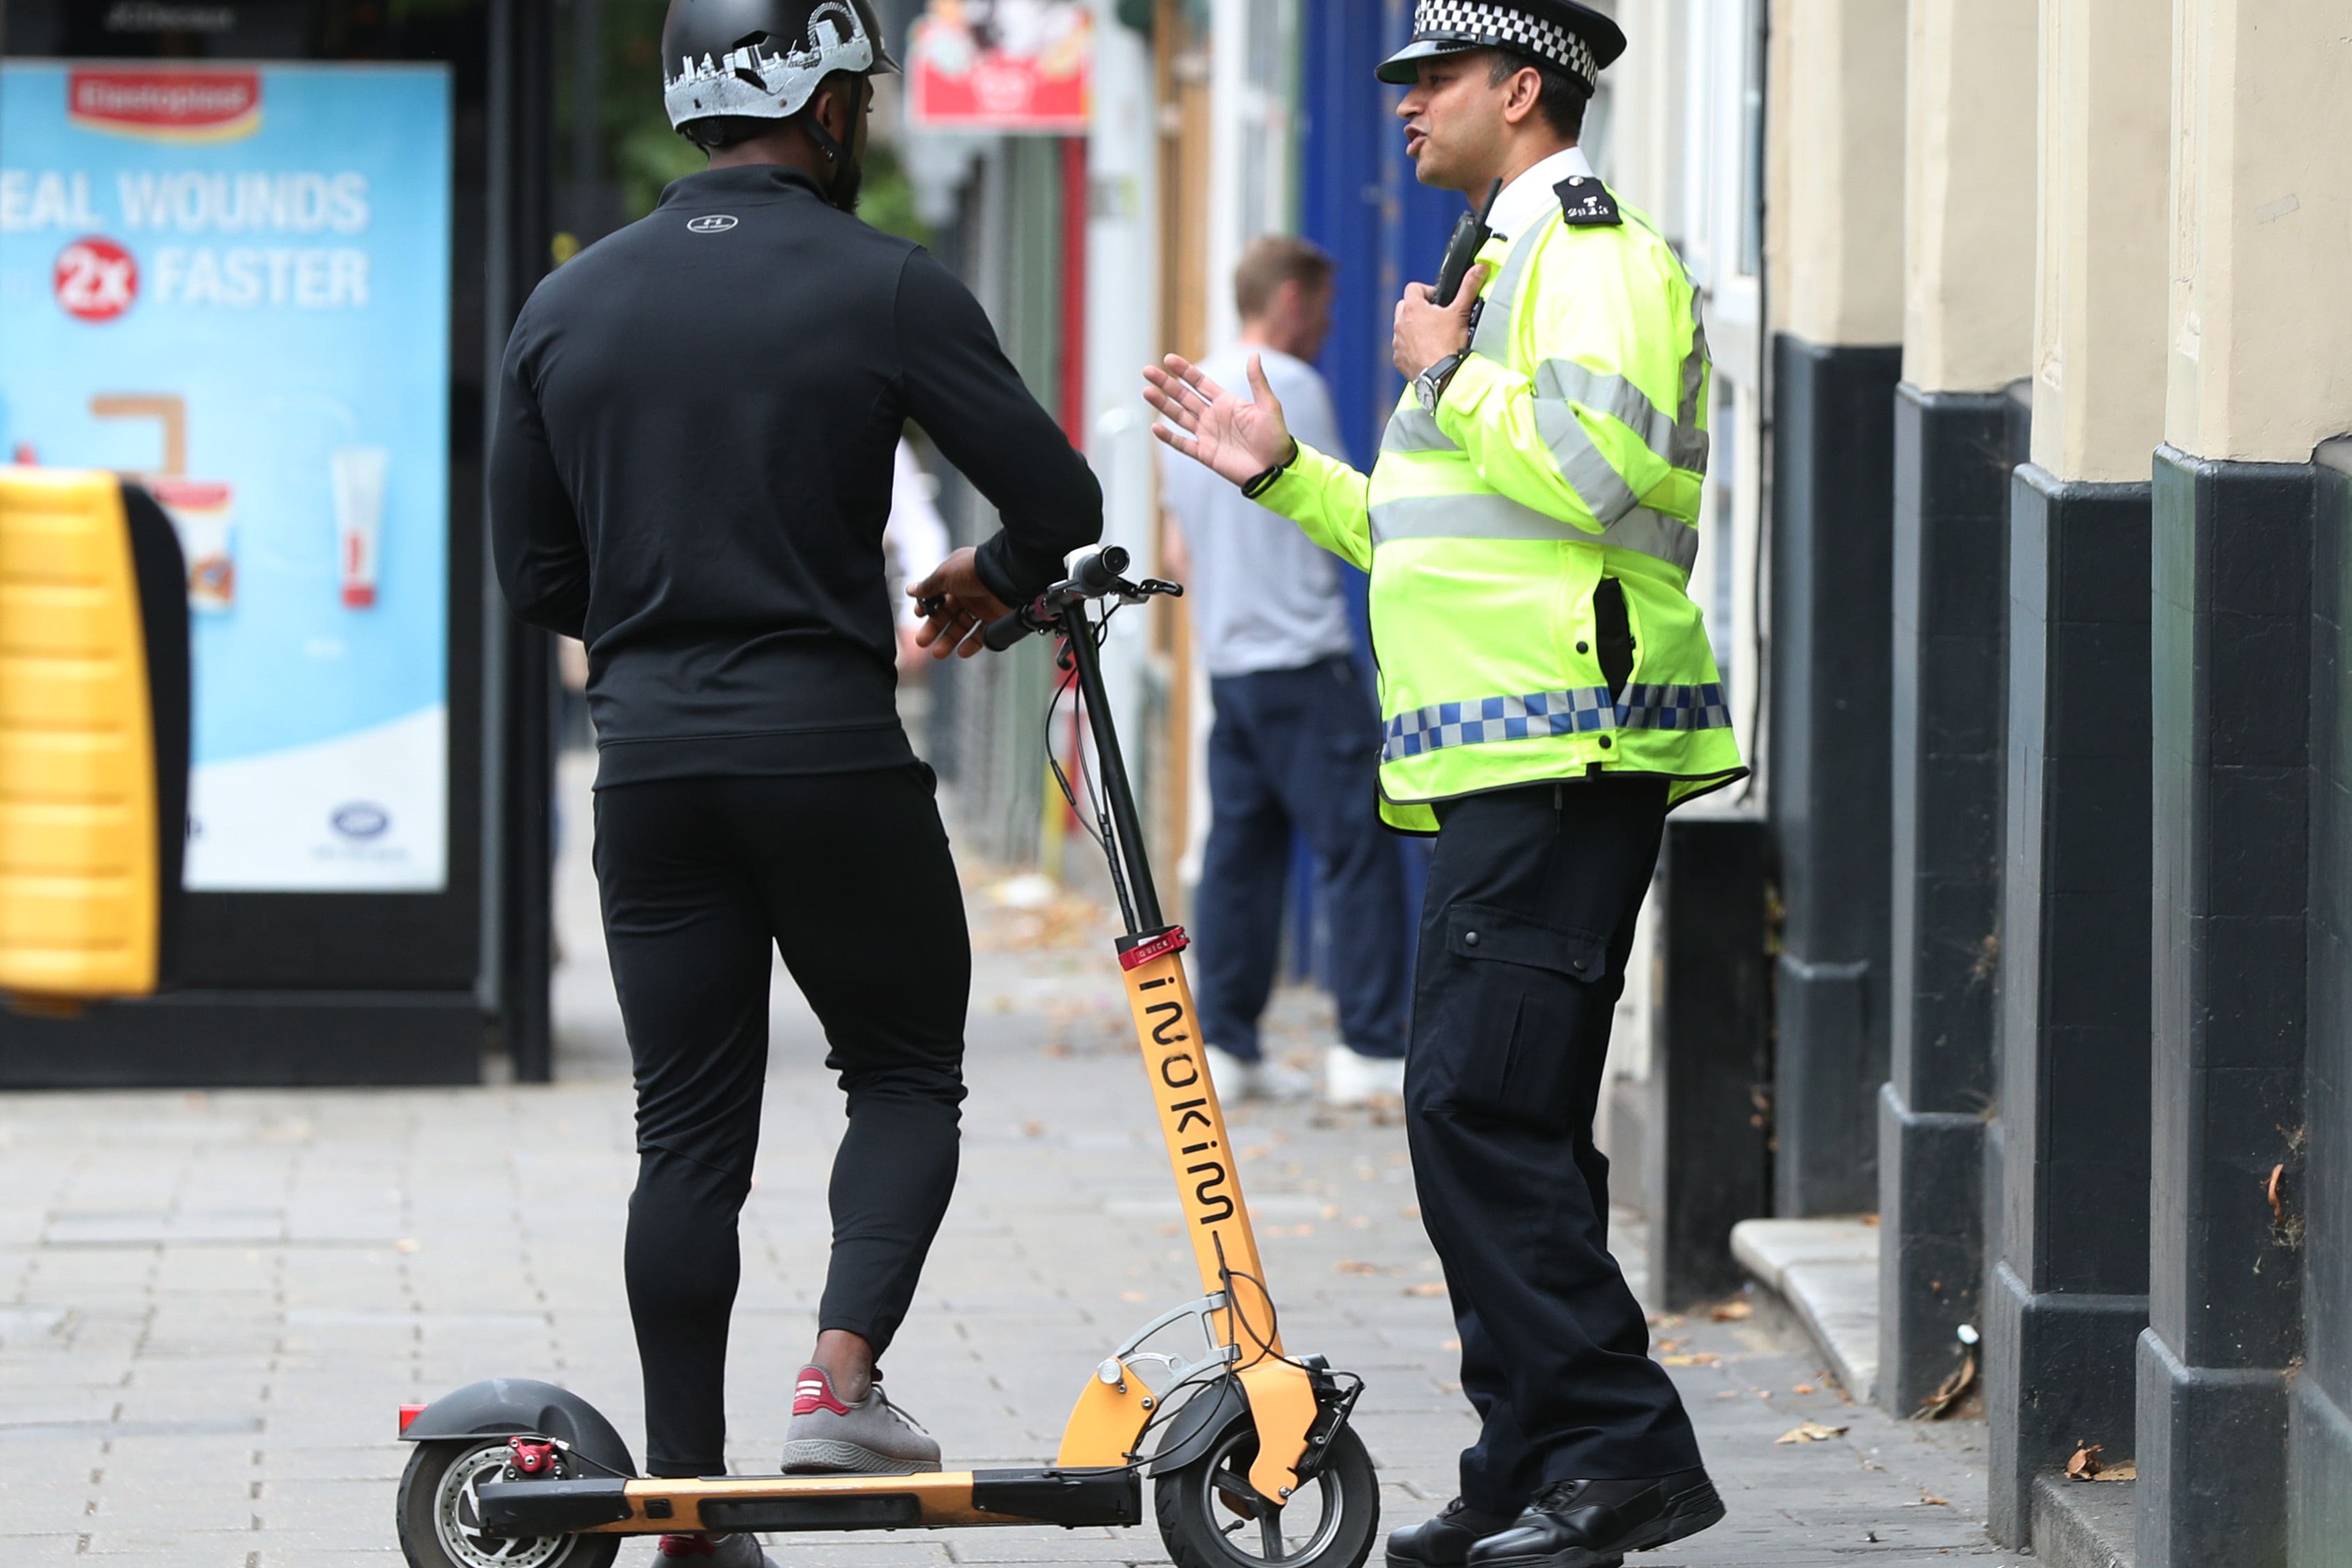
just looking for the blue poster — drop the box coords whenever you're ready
[0,61,452,891]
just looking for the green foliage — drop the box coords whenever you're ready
[617,118,708,219]
[857,140,931,249]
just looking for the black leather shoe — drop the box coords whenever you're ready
[1465,1471,1724,1568]
[1385,1498,1519,1568]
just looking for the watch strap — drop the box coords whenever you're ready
[1241,438,1302,501]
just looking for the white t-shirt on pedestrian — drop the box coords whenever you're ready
[1158,345,1359,679]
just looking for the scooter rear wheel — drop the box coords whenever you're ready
[1155,1417,1378,1568]
[395,1438,621,1568]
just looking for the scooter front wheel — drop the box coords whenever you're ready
[1155,1417,1378,1568]
[396,1438,622,1568]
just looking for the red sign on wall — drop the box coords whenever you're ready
[907,0,1092,133]
[68,68,262,141]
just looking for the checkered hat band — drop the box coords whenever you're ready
[1412,1,1599,88]
[1382,683,1734,763]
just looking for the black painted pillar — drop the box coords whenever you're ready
[1769,334,1904,1217]
[2140,447,2313,1568]
[2292,443,2352,1563]
[1985,464,2152,1543]
[1643,814,1774,1308]
[1879,383,2021,1415]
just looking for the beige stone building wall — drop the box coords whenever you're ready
[2028,0,2171,482]
[1901,0,2035,391]
[1771,0,1907,345]
[2164,0,2352,462]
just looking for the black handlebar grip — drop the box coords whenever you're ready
[981,609,1035,652]
[1071,546,1130,595]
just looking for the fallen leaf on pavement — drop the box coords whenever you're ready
[2094,1463,2137,1482]
[1405,1281,1449,1297]
[1917,1494,1950,1507]
[2067,1443,2104,1480]
[1334,1260,1383,1275]
[1655,1338,1686,1353]
[395,1238,420,1254]
[1793,1384,1816,1395]
[1916,1350,1978,1420]
[1660,1352,1721,1367]
[1710,1300,1754,1322]
[1776,1420,1848,1444]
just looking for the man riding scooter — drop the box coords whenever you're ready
[488,1,1101,1561]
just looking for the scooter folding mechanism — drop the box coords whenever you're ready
[393,546,1380,1568]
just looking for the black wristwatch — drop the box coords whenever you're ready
[1414,351,1467,415]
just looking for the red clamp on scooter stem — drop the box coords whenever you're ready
[1116,926,1189,970]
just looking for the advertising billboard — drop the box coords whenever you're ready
[907,0,1092,132]
[0,60,454,893]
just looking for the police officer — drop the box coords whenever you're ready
[1145,4,1740,1565]
[492,1,1100,1562]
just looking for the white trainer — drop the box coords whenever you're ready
[1206,1045,1315,1103]
[1325,1044,1407,1107]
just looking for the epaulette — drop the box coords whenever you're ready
[1556,175,1622,228]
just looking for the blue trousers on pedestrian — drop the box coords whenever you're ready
[1193,656,1408,1063]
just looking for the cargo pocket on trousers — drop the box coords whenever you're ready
[1431,901,1609,1133]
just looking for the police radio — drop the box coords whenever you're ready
[1435,178,1505,308]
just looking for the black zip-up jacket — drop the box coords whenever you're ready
[490,164,1103,784]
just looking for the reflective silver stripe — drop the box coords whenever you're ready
[1535,359,1710,476]
[1598,507,1701,573]
[1616,206,1714,475]
[1675,319,1710,472]
[1534,399,1639,523]
[1469,224,1539,362]
[1367,493,1700,573]
[1381,404,1458,455]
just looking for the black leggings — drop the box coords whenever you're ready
[593,766,969,1478]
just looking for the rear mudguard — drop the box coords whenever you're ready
[400,1378,637,1481]
[1143,1377,1249,1477]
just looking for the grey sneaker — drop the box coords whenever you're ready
[653,1533,778,1567]
[781,1365,942,1475]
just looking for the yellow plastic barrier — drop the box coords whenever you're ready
[0,468,164,999]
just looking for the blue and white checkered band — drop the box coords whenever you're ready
[1382,683,1735,763]
[1411,1,1600,89]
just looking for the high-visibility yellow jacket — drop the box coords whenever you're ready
[1258,178,1746,832]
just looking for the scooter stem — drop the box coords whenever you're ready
[1059,604,1162,935]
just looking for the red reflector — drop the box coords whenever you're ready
[399,1403,426,1434]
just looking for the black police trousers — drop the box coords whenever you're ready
[593,766,969,1478]
[1405,776,1703,1511]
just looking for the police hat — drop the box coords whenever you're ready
[1376,0,1627,92]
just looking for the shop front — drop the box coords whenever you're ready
[0,0,559,1084]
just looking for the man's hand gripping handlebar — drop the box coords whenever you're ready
[976,546,1183,651]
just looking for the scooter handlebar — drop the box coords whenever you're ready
[1069,545,1130,596]
[981,606,1038,652]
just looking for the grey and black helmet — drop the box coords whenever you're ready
[661,0,899,132]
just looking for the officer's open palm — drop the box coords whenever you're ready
[1144,354,1294,491]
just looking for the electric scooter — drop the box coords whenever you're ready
[392,546,1380,1568]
